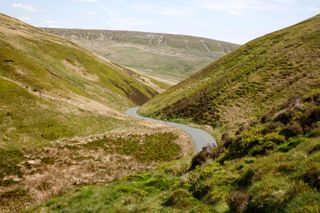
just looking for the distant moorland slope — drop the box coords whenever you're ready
[42,28,239,83]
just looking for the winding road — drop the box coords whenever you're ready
[125,107,216,152]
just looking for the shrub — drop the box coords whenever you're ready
[261,123,282,134]
[300,107,320,128]
[227,190,249,213]
[163,189,195,209]
[228,130,262,158]
[221,133,232,148]
[277,137,306,152]
[302,164,320,190]
[248,177,293,212]
[249,141,275,156]
[264,132,286,144]
[280,122,303,138]
[235,168,254,188]
[285,190,320,213]
[190,182,210,200]
[189,144,217,171]
[274,111,292,124]
[306,127,320,138]
[277,163,296,174]
[304,93,320,106]
[307,143,320,155]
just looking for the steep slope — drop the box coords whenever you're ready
[42,28,239,83]
[0,12,161,145]
[0,14,194,212]
[141,15,320,131]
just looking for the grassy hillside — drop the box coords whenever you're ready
[0,12,163,147]
[0,13,194,212]
[37,20,320,212]
[42,28,239,83]
[36,93,320,212]
[140,15,320,132]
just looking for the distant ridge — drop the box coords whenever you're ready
[42,28,239,83]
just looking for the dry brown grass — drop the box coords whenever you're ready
[0,126,193,212]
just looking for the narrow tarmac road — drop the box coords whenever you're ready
[125,107,216,152]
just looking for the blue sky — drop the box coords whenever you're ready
[1,0,319,44]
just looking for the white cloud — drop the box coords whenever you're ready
[196,0,320,15]
[12,3,36,11]
[196,0,273,15]
[11,3,46,13]
[106,17,149,29]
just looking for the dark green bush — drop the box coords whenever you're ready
[280,121,303,138]
[163,189,195,209]
[235,168,254,188]
[189,179,211,200]
[247,177,293,212]
[277,137,305,152]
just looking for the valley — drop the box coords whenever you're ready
[37,15,320,212]
[42,28,239,83]
[0,13,194,212]
[0,8,319,213]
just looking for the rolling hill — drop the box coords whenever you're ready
[0,13,194,212]
[140,15,320,131]
[39,15,320,213]
[42,28,239,84]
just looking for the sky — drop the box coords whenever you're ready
[0,0,319,44]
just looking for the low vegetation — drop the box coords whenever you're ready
[140,15,320,132]
[2,12,320,213]
[37,15,320,212]
[82,133,181,162]
[38,94,320,212]
[0,13,191,212]
[42,28,239,83]
[1,131,186,212]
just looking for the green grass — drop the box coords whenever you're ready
[82,133,181,162]
[35,164,215,213]
[37,93,320,212]
[140,15,320,131]
[42,28,239,82]
[0,13,167,212]
[0,147,24,186]
[0,79,133,147]
[0,13,163,149]
[37,136,320,212]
